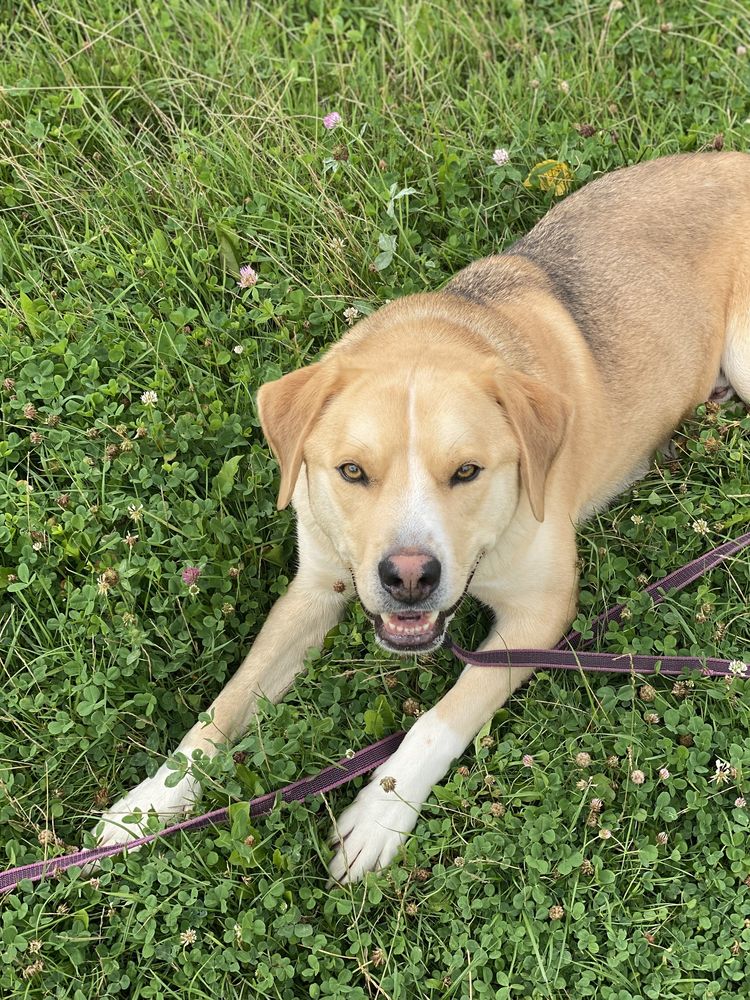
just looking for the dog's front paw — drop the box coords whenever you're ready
[328,710,467,884]
[328,771,423,884]
[94,764,200,851]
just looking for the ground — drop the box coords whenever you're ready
[0,1,749,997]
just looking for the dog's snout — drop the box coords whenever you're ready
[378,549,441,604]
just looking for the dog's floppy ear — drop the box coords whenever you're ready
[489,370,571,522]
[257,362,340,509]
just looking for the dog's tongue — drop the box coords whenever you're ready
[381,611,439,638]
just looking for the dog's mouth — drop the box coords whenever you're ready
[352,551,485,656]
[374,610,446,653]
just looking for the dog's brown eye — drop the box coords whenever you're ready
[452,463,482,484]
[338,462,368,484]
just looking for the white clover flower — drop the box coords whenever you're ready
[709,758,731,785]
[140,390,158,406]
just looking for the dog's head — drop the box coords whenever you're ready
[257,315,569,654]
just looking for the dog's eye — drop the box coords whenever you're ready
[338,462,368,484]
[452,463,482,484]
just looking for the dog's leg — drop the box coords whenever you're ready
[328,530,578,884]
[95,550,350,848]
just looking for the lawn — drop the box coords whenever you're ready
[1,1,749,997]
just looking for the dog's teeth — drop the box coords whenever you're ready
[381,611,442,641]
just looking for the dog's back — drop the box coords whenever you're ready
[510,152,750,382]
[445,152,750,506]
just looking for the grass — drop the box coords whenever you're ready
[0,0,749,996]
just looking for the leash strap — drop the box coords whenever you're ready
[2,532,748,893]
[563,529,750,649]
[0,731,406,893]
[447,646,744,676]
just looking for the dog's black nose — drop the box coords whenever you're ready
[378,549,441,604]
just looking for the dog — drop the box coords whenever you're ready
[95,152,750,883]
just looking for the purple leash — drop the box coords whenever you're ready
[0,732,405,893]
[562,529,750,652]
[2,531,748,893]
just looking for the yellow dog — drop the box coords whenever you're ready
[96,152,750,883]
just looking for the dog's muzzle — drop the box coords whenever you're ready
[354,551,484,656]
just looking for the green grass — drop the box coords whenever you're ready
[1,1,749,996]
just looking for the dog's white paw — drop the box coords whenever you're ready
[328,710,467,884]
[328,770,423,884]
[94,764,200,851]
